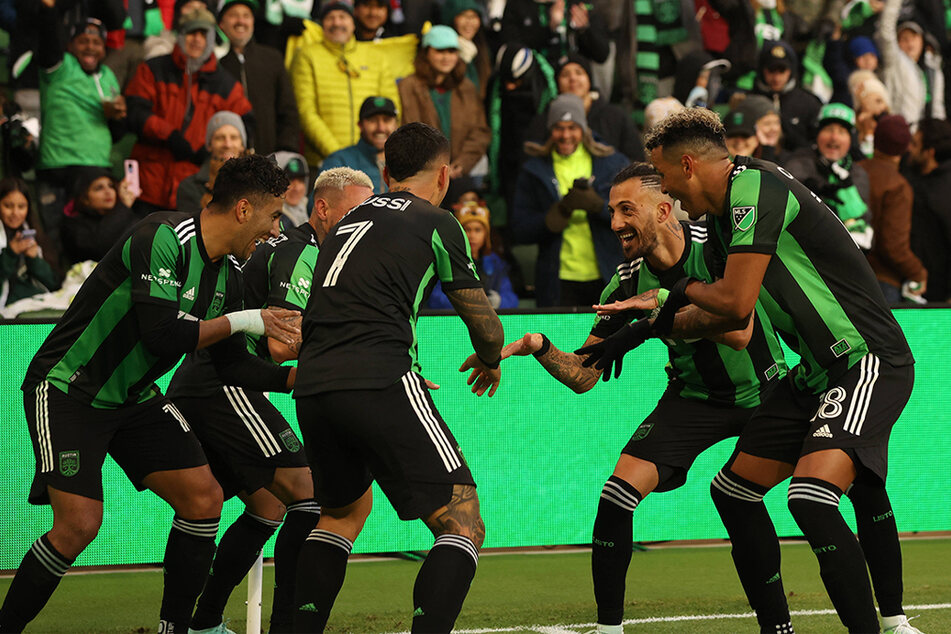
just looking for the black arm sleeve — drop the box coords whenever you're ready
[135,301,201,357]
[207,334,293,393]
[36,3,66,70]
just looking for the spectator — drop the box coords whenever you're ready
[0,177,60,307]
[272,151,311,227]
[320,96,397,195]
[752,40,822,153]
[501,0,610,69]
[398,25,491,181]
[852,72,890,156]
[723,106,760,159]
[217,0,300,156]
[441,0,492,99]
[671,49,731,109]
[353,0,395,41]
[825,33,881,106]
[428,194,519,310]
[126,7,253,213]
[733,93,786,162]
[859,114,926,303]
[176,111,249,211]
[527,52,643,162]
[786,102,873,249]
[907,117,951,303]
[143,0,214,60]
[35,4,125,255]
[642,96,684,132]
[61,167,139,264]
[876,0,945,124]
[511,94,626,307]
[290,1,400,169]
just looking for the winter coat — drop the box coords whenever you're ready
[321,139,386,194]
[1,223,60,307]
[510,150,628,307]
[908,161,951,302]
[526,96,643,163]
[125,45,253,209]
[61,203,139,264]
[427,252,518,310]
[752,41,822,153]
[397,74,490,175]
[219,40,300,156]
[500,0,610,67]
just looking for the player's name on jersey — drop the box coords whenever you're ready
[364,195,414,211]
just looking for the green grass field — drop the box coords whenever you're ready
[3,538,949,633]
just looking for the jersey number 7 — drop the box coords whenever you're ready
[322,220,374,287]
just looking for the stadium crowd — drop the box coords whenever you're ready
[2,0,951,314]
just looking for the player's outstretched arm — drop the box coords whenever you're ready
[196,307,301,351]
[448,287,504,397]
[505,332,603,394]
[666,306,751,348]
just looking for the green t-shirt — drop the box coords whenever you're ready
[38,54,119,170]
[553,145,600,282]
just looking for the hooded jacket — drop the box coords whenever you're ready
[752,40,822,153]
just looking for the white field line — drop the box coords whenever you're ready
[386,603,951,634]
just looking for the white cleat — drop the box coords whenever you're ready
[882,614,925,634]
[187,623,236,634]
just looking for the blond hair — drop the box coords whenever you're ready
[313,167,373,195]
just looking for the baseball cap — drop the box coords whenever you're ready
[724,109,756,138]
[762,42,793,71]
[69,17,107,41]
[272,151,309,181]
[359,96,397,120]
[180,7,217,33]
[818,102,856,131]
[319,1,354,20]
[422,25,460,50]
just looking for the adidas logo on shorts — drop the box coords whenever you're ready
[813,424,833,438]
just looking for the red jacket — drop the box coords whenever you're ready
[125,45,252,209]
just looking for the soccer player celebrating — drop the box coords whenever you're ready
[0,155,300,634]
[583,109,920,634]
[500,162,792,634]
[292,122,504,633]
[166,167,374,633]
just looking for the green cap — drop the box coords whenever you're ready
[422,25,460,50]
[818,102,856,131]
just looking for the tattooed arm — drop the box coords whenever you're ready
[448,287,505,396]
[268,336,300,363]
[504,332,603,394]
[670,306,752,350]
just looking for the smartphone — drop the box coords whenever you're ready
[124,159,142,197]
[572,177,591,189]
[20,228,36,239]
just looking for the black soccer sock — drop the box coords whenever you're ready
[591,475,641,626]
[293,528,352,633]
[159,516,219,634]
[269,499,320,634]
[788,477,878,633]
[848,481,904,618]
[0,534,74,633]
[190,512,280,630]
[411,534,479,633]
[710,469,793,634]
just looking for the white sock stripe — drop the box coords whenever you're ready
[306,529,353,553]
[224,386,280,457]
[600,488,639,512]
[408,373,462,470]
[401,374,460,472]
[788,482,841,506]
[853,354,880,436]
[31,539,70,576]
[434,534,479,566]
[233,387,282,455]
[602,480,640,507]
[286,500,322,514]
[37,381,53,473]
[788,491,842,507]
[246,512,284,528]
[172,517,220,537]
[713,471,765,502]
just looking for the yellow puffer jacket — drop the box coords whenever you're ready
[289,30,404,165]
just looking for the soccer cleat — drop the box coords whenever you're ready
[187,622,236,634]
[582,626,623,634]
[882,614,924,633]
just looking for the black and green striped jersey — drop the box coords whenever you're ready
[167,222,320,399]
[591,221,787,408]
[294,191,482,395]
[23,212,243,408]
[709,156,913,393]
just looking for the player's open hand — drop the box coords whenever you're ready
[458,354,501,397]
[575,319,652,381]
[261,308,301,347]
[501,333,542,359]
[593,289,662,316]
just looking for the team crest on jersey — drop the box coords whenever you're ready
[632,423,653,441]
[765,364,780,381]
[59,451,80,477]
[280,429,301,452]
[732,206,756,232]
[210,290,225,314]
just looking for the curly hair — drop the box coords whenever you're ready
[643,108,728,158]
[211,154,289,211]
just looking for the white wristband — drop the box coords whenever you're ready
[225,309,266,336]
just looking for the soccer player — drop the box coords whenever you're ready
[292,122,504,633]
[0,155,301,634]
[166,167,374,634]
[583,109,920,634]
[500,162,792,634]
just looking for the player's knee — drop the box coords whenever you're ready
[270,467,314,504]
[180,479,224,519]
[53,513,102,551]
[426,485,485,548]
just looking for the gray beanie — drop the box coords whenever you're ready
[547,94,588,133]
[205,111,247,150]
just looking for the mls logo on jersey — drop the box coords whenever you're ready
[631,423,653,441]
[59,451,80,477]
[732,206,756,232]
[211,290,225,314]
[280,429,301,452]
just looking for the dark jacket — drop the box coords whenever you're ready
[218,40,299,156]
[501,0,610,67]
[752,41,822,153]
[511,150,628,307]
[909,161,951,302]
[709,0,810,81]
[61,203,139,264]
[427,252,518,310]
[1,222,60,307]
[527,97,643,163]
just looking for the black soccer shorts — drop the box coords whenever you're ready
[621,387,751,492]
[735,353,914,482]
[174,387,309,499]
[24,381,208,505]
[295,371,476,520]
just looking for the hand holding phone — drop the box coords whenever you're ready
[124,159,142,198]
